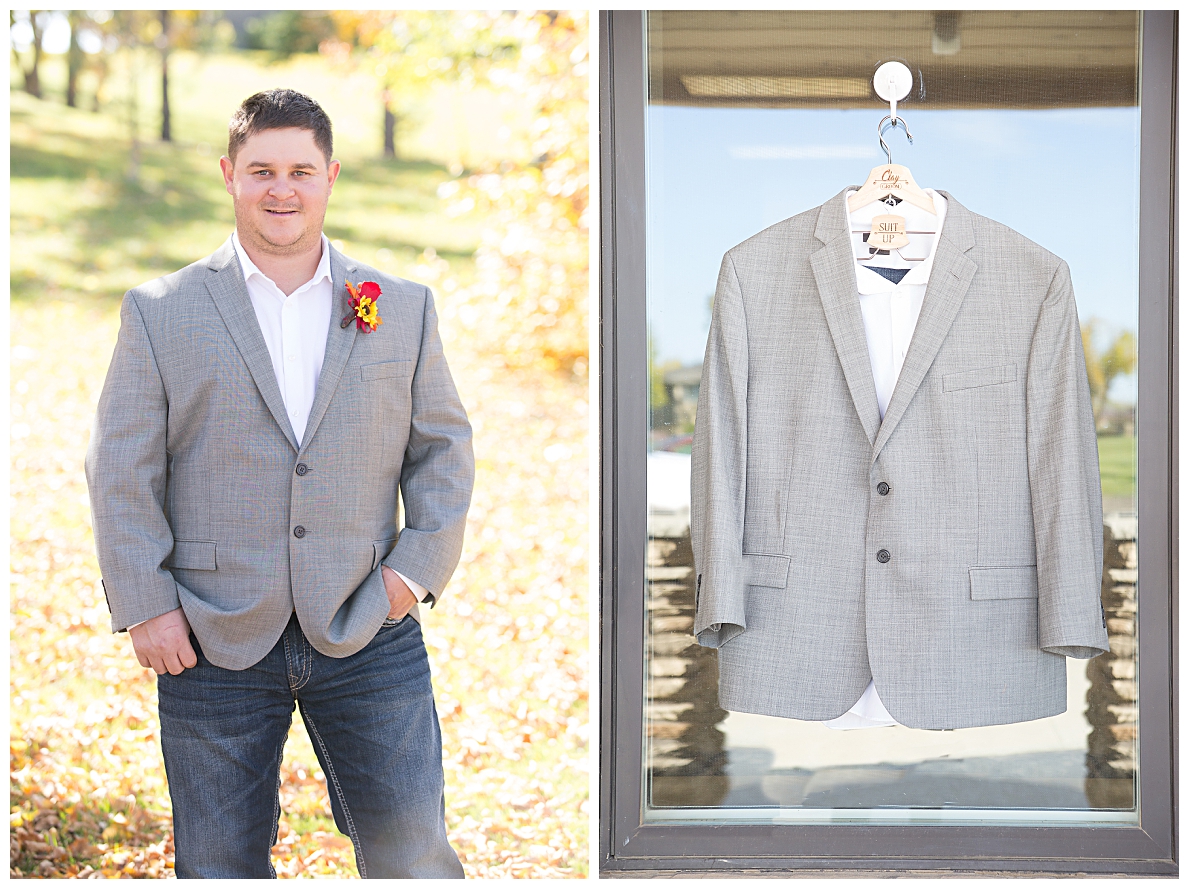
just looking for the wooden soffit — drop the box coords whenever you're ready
[647,10,1141,109]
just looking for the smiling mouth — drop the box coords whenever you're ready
[264,207,300,216]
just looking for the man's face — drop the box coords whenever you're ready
[219,127,340,258]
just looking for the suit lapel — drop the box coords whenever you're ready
[810,190,882,447]
[300,246,358,452]
[871,192,978,459]
[205,240,299,452]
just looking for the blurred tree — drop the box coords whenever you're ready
[324,11,515,160]
[66,10,86,107]
[60,10,211,123]
[441,11,590,374]
[320,11,589,373]
[84,11,116,112]
[219,10,335,58]
[1081,319,1138,428]
[96,11,161,181]
[11,10,46,98]
[159,10,171,141]
[255,11,336,58]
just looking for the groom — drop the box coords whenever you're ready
[85,89,473,878]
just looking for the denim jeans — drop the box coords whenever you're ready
[156,614,464,879]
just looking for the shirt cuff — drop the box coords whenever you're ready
[395,570,431,603]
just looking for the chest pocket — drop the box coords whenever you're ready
[361,360,412,382]
[943,362,1016,393]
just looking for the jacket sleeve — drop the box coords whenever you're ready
[1027,260,1109,659]
[84,292,184,632]
[691,253,750,648]
[382,286,474,602]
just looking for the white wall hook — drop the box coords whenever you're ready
[873,61,912,122]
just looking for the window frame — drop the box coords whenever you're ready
[598,9,1177,875]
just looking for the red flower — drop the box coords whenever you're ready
[342,280,383,332]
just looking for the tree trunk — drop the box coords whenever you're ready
[127,53,140,183]
[382,91,396,159]
[12,10,44,98]
[91,54,108,112]
[66,11,83,108]
[159,10,171,142]
[27,11,43,97]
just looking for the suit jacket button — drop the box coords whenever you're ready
[877,482,890,496]
[876,548,891,563]
[296,463,309,476]
[294,526,306,538]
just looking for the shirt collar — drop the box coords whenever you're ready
[846,189,948,294]
[231,231,333,295]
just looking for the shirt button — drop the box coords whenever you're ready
[876,549,891,563]
[295,463,309,476]
[287,354,297,362]
[294,526,306,538]
[877,482,890,496]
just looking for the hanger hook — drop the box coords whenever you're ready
[877,114,913,164]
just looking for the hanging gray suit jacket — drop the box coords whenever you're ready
[85,239,474,671]
[691,189,1108,730]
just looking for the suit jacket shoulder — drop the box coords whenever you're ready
[964,205,1063,276]
[127,249,227,307]
[725,205,820,263]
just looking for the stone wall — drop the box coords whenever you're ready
[1084,514,1138,809]
[645,533,729,806]
[645,517,1140,811]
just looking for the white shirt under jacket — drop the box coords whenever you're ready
[231,231,431,606]
[820,188,949,729]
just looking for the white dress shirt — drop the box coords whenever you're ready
[231,231,333,448]
[230,231,430,607]
[819,189,948,730]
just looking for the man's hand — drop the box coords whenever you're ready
[382,566,418,621]
[129,607,198,675]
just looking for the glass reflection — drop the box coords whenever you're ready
[642,11,1139,825]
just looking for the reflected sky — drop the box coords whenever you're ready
[646,105,1141,401]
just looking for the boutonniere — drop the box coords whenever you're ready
[340,280,383,332]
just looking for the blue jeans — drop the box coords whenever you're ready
[156,614,464,879]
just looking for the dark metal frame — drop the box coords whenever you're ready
[599,9,1177,875]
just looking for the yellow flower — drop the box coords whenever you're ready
[356,296,382,329]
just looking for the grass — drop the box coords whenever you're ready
[11,48,587,879]
[1097,433,1136,503]
[10,50,496,308]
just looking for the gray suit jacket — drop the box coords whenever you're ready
[85,239,474,670]
[691,190,1108,730]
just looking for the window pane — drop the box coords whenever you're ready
[643,10,1140,826]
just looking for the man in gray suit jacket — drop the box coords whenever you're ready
[85,90,472,878]
[691,188,1108,731]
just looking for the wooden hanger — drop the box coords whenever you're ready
[848,161,936,215]
[847,118,936,216]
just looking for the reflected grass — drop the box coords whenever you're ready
[1097,433,1136,502]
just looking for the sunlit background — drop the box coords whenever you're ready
[10,9,588,878]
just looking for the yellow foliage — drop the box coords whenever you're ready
[325,10,591,376]
[445,12,590,375]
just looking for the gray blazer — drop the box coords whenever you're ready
[85,239,474,671]
[691,190,1109,730]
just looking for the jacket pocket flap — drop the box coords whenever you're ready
[166,540,217,571]
[970,566,1038,600]
[372,536,400,571]
[361,361,412,382]
[743,552,791,589]
[943,362,1017,393]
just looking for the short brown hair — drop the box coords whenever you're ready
[227,89,333,165]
